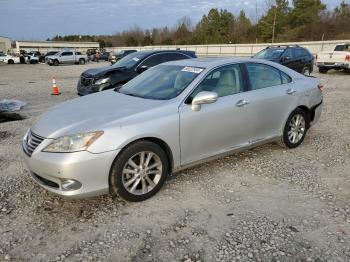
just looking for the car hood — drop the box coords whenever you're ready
[31,90,167,138]
[82,66,127,78]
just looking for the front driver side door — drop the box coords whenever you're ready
[179,64,256,165]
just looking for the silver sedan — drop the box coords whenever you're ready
[22,58,323,201]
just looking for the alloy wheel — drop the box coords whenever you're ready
[122,151,162,195]
[288,114,306,144]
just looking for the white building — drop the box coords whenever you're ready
[15,40,99,53]
[0,36,12,53]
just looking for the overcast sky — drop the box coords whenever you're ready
[0,0,345,40]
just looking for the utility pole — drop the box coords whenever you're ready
[272,7,276,43]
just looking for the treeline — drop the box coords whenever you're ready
[50,0,350,47]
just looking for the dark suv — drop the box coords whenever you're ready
[77,50,196,96]
[254,45,314,75]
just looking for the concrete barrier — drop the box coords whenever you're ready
[107,40,350,57]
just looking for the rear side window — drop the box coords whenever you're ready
[166,52,189,61]
[246,63,291,90]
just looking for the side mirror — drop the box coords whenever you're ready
[137,65,148,73]
[282,56,290,62]
[191,91,218,111]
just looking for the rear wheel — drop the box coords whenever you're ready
[279,108,309,148]
[318,67,328,74]
[110,140,169,202]
[7,59,14,64]
[79,58,85,65]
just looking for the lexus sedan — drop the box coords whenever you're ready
[22,58,323,202]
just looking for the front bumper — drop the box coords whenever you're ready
[22,139,120,198]
[77,81,110,96]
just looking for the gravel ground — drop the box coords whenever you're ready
[0,62,349,262]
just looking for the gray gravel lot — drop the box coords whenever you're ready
[0,62,349,262]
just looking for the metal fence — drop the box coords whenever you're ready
[106,39,349,57]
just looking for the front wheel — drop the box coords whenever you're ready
[302,66,311,75]
[53,60,59,66]
[279,108,309,148]
[7,59,14,64]
[110,140,169,202]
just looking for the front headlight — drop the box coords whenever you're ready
[43,131,104,153]
[94,77,110,85]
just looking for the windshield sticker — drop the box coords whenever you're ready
[132,57,140,62]
[181,67,204,74]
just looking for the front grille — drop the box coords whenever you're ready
[23,131,44,157]
[33,173,59,189]
[80,76,93,86]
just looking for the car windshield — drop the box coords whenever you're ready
[117,65,203,100]
[254,48,285,59]
[112,52,147,69]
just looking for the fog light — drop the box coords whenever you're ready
[61,179,82,191]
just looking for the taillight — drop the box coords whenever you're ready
[318,84,324,92]
[345,55,350,62]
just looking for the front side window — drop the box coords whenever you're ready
[112,52,148,69]
[254,48,285,59]
[166,53,189,61]
[282,48,293,59]
[118,65,202,100]
[189,64,244,100]
[246,63,287,90]
[141,54,164,68]
[62,52,73,56]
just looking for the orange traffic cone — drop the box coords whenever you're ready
[51,77,61,95]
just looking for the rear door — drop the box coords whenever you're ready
[242,62,299,141]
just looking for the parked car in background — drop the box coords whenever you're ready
[46,51,88,66]
[109,50,137,64]
[77,50,196,96]
[40,51,58,63]
[92,51,110,62]
[254,45,314,75]
[26,51,40,64]
[316,43,350,73]
[0,53,20,64]
[23,58,323,201]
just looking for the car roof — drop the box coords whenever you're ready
[162,57,248,68]
[162,57,303,77]
[135,50,194,56]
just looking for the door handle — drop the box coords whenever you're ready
[286,88,296,95]
[236,99,249,107]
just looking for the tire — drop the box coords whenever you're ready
[53,60,59,66]
[79,58,85,65]
[110,140,169,202]
[7,59,14,64]
[302,66,311,75]
[318,67,328,74]
[279,108,310,149]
